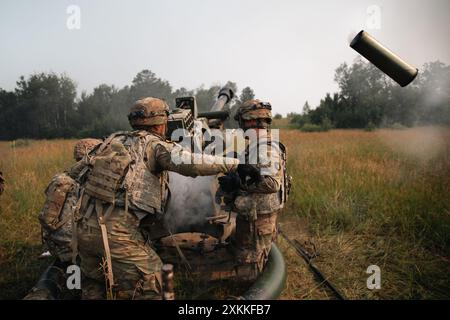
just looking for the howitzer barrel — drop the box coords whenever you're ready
[210,87,234,112]
[197,110,230,120]
[350,30,418,87]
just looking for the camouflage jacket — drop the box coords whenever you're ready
[71,130,238,217]
[233,133,284,216]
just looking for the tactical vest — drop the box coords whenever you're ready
[84,131,169,214]
[234,138,290,216]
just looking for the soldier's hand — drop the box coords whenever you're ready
[218,172,241,193]
[237,164,261,184]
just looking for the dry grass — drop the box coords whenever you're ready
[0,139,75,299]
[0,128,449,299]
[278,127,450,299]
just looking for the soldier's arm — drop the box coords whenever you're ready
[149,141,239,177]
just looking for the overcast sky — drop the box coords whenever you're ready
[0,0,449,115]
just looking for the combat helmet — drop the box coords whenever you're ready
[128,97,170,128]
[234,99,272,128]
[73,138,103,161]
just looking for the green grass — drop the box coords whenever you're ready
[1,128,449,299]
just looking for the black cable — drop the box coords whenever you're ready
[278,225,346,300]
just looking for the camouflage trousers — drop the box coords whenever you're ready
[231,211,279,281]
[77,205,162,300]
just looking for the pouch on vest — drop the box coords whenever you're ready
[38,173,81,262]
[39,173,78,231]
[84,140,132,204]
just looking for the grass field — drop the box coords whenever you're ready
[0,127,449,299]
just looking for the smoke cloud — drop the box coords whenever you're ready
[164,173,218,232]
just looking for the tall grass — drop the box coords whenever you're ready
[0,128,449,299]
[0,140,75,299]
[280,127,450,299]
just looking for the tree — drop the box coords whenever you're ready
[130,70,173,107]
[302,101,311,115]
[415,61,450,125]
[76,84,131,138]
[238,86,255,103]
[12,73,77,138]
[194,84,222,112]
[173,87,194,106]
[0,89,18,140]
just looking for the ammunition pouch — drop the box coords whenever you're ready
[84,141,132,204]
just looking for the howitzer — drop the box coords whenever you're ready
[167,86,234,140]
[27,85,288,300]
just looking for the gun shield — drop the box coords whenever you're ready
[350,30,418,87]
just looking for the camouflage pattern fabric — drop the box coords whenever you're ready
[76,130,239,299]
[129,98,170,127]
[229,133,284,280]
[234,99,272,122]
[73,138,102,161]
[233,212,279,280]
[77,206,163,300]
[39,173,80,263]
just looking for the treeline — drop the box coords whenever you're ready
[290,58,450,131]
[2,59,449,139]
[0,70,255,140]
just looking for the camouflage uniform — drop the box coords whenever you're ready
[36,139,102,264]
[73,138,102,162]
[229,100,285,280]
[75,98,239,299]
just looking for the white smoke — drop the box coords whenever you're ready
[376,126,449,163]
[164,173,218,231]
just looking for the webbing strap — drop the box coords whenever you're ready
[53,213,72,230]
[95,200,115,292]
[71,189,85,264]
[97,131,128,154]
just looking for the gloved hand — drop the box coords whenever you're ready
[218,172,241,193]
[237,164,261,184]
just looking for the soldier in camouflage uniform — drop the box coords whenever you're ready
[74,97,239,300]
[220,99,286,281]
[35,139,103,265]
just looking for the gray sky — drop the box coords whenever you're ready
[0,0,449,115]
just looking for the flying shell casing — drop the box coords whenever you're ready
[350,30,418,87]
